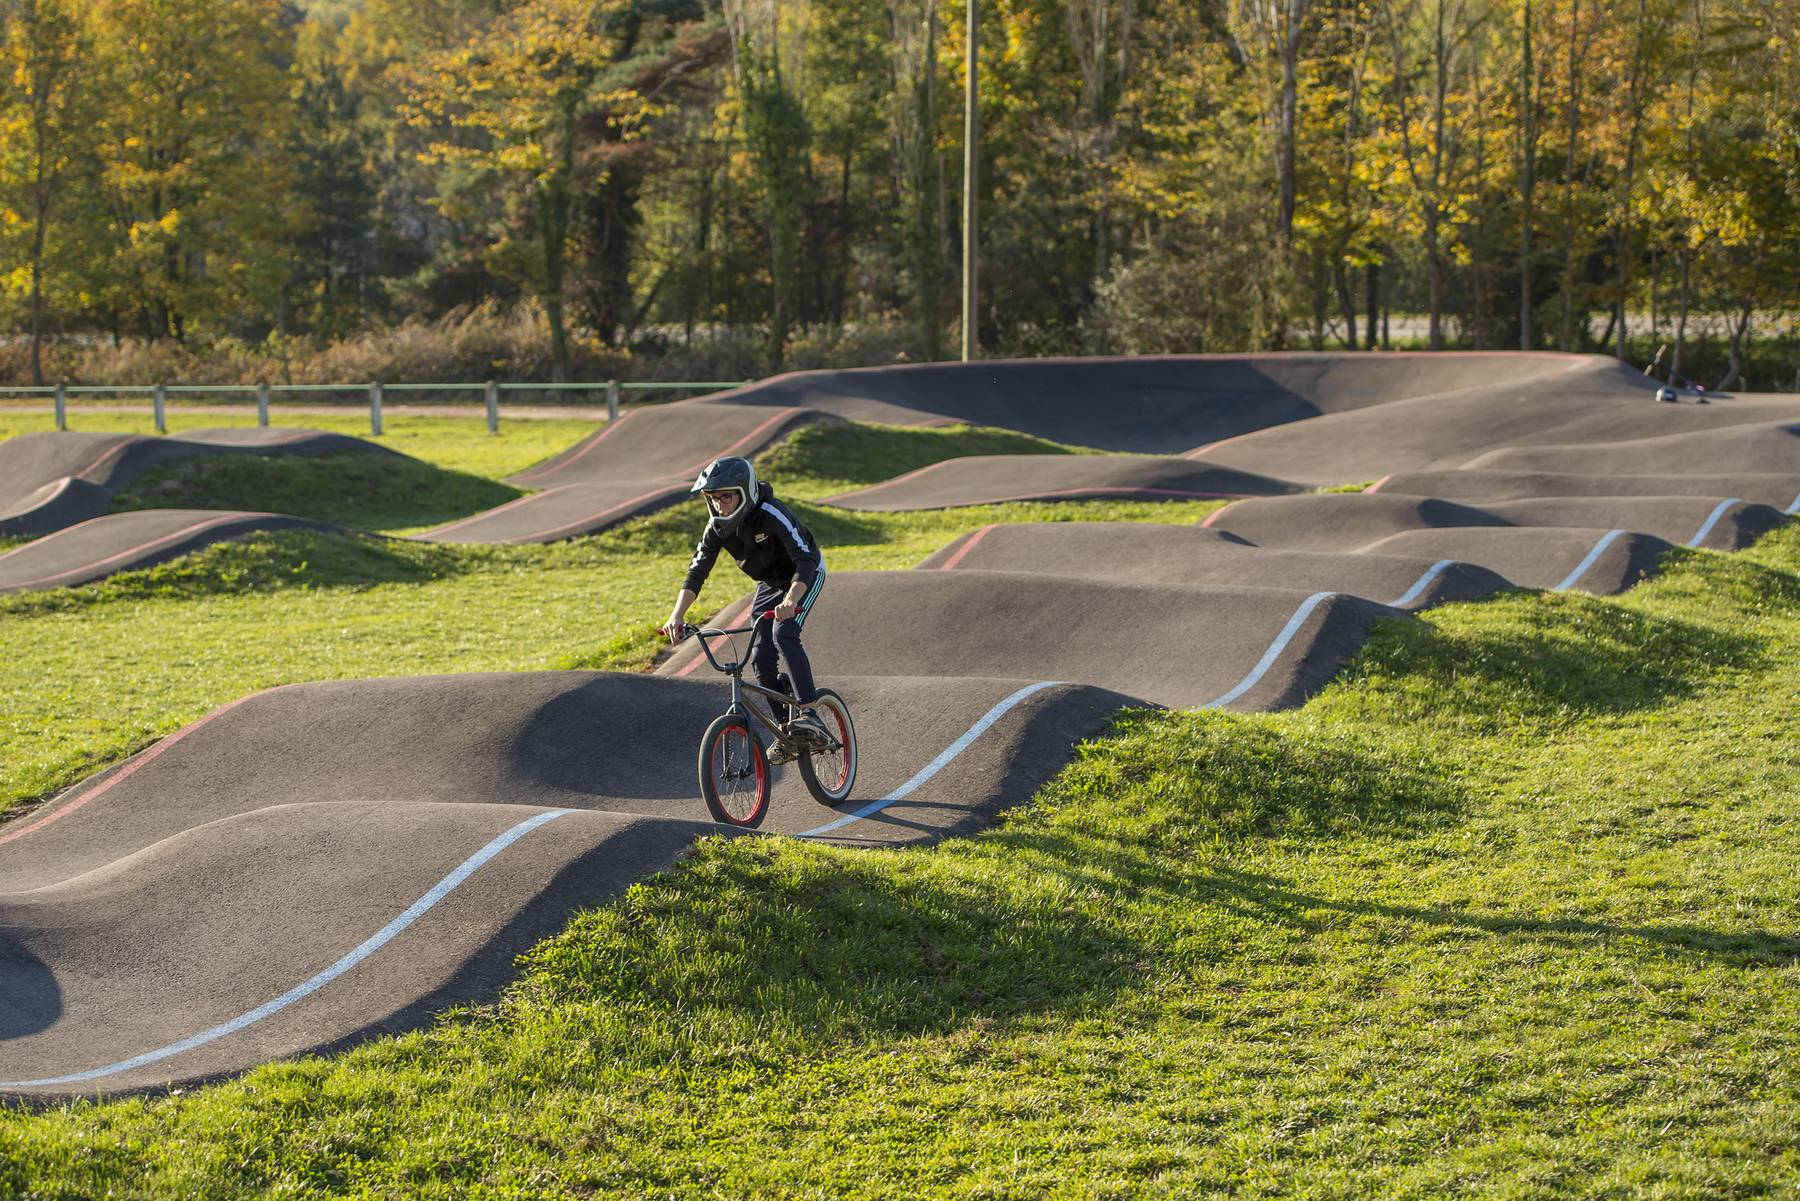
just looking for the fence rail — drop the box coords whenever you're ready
[0,379,748,435]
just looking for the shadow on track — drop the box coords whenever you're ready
[0,935,61,1039]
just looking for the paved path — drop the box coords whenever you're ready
[2,351,1796,1098]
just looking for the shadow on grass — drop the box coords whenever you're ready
[1194,864,1800,969]
[112,453,522,533]
[0,530,471,614]
[520,712,1464,1044]
[1351,590,1767,722]
[521,838,1148,1044]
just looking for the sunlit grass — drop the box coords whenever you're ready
[3,517,1795,1196]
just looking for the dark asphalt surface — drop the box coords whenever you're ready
[826,454,1300,510]
[0,428,398,539]
[3,351,1796,1097]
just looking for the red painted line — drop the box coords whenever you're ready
[3,513,253,589]
[673,598,754,678]
[69,436,138,482]
[500,484,686,543]
[679,408,808,479]
[0,688,283,849]
[1367,475,1392,493]
[0,474,74,519]
[1184,430,1258,460]
[1199,501,1239,529]
[986,485,1259,504]
[511,411,637,482]
[419,484,579,538]
[938,524,997,570]
[832,458,957,501]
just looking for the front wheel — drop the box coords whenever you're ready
[797,688,858,806]
[699,713,769,827]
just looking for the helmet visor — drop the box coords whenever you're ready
[703,488,744,517]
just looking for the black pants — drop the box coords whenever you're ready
[750,569,825,703]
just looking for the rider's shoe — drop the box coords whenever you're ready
[786,711,831,746]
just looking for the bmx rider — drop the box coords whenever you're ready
[661,456,828,741]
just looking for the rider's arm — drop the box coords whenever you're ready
[762,502,820,587]
[662,588,700,642]
[665,530,722,642]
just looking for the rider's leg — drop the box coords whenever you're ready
[775,622,817,704]
[749,583,785,693]
[777,568,826,705]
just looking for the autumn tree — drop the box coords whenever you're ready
[0,0,96,382]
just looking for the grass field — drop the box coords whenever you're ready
[2,516,1795,1196]
[3,415,1795,1195]
[0,407,601,480]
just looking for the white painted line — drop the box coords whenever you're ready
[1553,529,1625,592]
[1386,559,1456,609]
[0,808,575,1090]
[1787,490,1800,516]
[1200,591,1336,710]
[799,681,1063,838]
[1685,498,1740,548]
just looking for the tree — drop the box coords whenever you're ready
[406,0,662,377]
[0,0,96,381]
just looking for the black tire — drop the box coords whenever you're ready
[699,713,769,827]
[796,688,858,806]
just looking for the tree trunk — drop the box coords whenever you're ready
[1613,0,1651,364]
[1559,0,1584,350]
[1335,260,1358,349]
[1365,262,1380,350]
[1519,0,1536,350]
[1716,297,1751,391]
[1277,0,1306,243]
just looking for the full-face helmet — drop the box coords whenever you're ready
[691,456,758,536]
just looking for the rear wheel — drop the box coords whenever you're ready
[699,713,769,827]
[797,688,858,806]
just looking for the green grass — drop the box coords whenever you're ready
[3,524,1796,1196]
[0,408,601,480]
[110,454,524,534]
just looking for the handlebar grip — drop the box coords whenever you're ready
[760,609,779,621]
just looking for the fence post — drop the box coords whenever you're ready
[606,378,620,422]
[257,382,270,427]
[153,383,167,434]
[54,381,66,431]
[485,380,499,434]
[369,380,383,436]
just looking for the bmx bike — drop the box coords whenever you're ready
[679,609,858,827]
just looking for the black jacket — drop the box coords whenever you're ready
[683,483,822,592]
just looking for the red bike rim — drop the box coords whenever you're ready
[712,722,765,823]
[823,705,851,790]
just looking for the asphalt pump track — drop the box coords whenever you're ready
[2,352,1796,1098]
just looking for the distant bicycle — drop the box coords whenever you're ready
[679,610,858,827]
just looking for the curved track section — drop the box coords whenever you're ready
[0,511,343,594]
[826,454,1300,510]
[414,405,829,543]
[0,672,1128,1098]
[1203,493,1786,554]
[705,351,1592,451]
[0,428,399,539]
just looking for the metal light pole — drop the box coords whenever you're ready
[961,0,979,362]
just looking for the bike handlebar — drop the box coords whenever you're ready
[675,608,782,674]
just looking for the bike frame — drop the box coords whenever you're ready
[684,611,824,751]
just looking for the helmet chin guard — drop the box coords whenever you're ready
[692,456,758,536]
